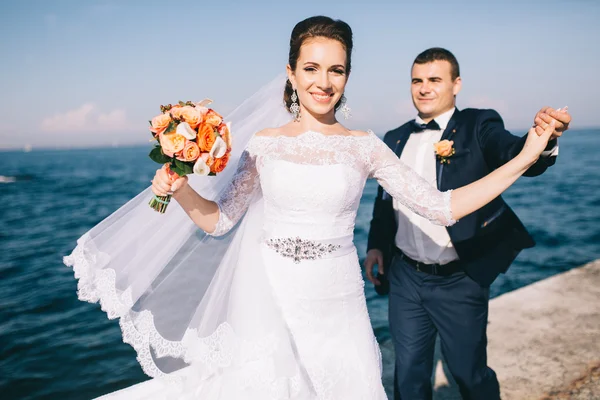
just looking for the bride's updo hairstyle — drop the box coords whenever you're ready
[284,16,353,113]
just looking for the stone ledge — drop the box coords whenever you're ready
[430,259,600,399]
[540,362,600,400]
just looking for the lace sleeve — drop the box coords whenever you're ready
[208,144,261,236]
[367,133,456,226]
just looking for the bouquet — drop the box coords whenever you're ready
[148,99,232,213]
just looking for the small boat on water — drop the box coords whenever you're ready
[0,176,17,183]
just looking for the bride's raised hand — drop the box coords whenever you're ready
[151,164,188,196]
[520,119,556,165]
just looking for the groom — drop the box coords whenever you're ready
[365,48,571,399]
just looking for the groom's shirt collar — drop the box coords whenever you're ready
[415,107,456,131]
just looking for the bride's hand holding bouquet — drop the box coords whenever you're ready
[148,100,232,213]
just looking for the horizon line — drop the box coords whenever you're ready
[1,126,598,153]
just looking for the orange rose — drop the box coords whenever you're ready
[209,151,230,174]
[197,123,217,152]
[433,140,454,157]
[150,113,172,135]
[204,109,222,127]
[176,140,201,162]
[169,105,184,120]
[159,132,186,157]
[219,122,232,149]
[179,106,203,130]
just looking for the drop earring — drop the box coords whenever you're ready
[290,89,301,121]
[339,94,351,120]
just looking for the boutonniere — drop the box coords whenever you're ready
[433,140,455,164]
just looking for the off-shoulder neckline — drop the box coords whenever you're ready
[253,130,375,139]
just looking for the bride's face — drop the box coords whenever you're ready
[287,38,349,118]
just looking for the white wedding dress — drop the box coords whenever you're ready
[82,130,454,400]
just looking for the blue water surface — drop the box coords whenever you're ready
[1,129,598,399]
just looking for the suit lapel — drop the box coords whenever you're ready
[392,124,413,158]
[436,108,460,190]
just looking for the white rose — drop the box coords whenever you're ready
[193,157,210,176]
[176,122,196,140]
[209,136,227,159]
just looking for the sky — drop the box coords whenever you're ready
[1,0,599,149]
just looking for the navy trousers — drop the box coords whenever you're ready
[389,255,500,400]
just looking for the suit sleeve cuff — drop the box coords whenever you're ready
[541,138,559,157]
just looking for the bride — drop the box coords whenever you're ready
[64,15,558,400]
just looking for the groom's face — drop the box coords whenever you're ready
[411,60,461,121]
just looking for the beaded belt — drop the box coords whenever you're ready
[263,235,354,263]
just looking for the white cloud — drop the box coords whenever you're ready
[97,109,127,128]
[41,103,132,133]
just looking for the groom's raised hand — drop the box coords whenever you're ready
[533,106,571,139]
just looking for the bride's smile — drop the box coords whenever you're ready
[309,91,333,103]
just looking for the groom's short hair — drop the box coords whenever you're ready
[413,48,460,81]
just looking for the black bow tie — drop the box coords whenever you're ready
[413,119,441,132]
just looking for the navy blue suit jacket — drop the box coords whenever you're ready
[367,108,556,287]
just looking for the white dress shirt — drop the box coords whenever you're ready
[394,108,558,265]
[394,108,459,265]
